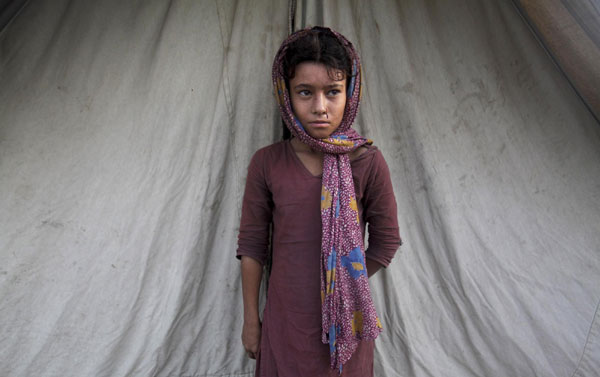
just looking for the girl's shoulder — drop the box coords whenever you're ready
[251,140,288,161]
[351,143,393,185]
[350,143,382,165]
[247,141,293,178]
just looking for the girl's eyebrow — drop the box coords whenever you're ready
[293,83,345,89]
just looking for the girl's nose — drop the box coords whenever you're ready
[312,93,326,115]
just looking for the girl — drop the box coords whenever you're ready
[237,26,401,376]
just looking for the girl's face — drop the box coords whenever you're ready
[289,62,346,139]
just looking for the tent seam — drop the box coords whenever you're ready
[570,297,600,377]
[509,0,600,125]
[214,0,234,120]
[0,0,31,36]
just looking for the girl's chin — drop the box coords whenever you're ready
[305,126,339,139]
[306,131,333,139]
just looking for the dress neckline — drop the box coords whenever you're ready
[286,139,322,179]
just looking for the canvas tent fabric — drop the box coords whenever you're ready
[513,0,600,122]
[1,1,599,376]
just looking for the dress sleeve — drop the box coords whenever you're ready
[236,148,273,266]
[363,149,402,267]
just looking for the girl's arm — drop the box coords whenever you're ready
[241,256,263,359]
[237,148,273,358]
[363,149,402,272]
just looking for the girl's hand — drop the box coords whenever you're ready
[242,320,261,359]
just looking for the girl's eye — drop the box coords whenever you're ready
[328,89,341,96]
[298,90,311,96]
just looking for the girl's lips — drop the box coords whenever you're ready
[309,121,331,128]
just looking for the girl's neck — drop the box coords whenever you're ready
[290,137,323,156]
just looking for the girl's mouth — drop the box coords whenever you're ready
[309,121,331,127]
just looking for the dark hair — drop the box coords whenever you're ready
[283,27,353,86]
[281,27,354,139]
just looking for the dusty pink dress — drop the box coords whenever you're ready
[237,140,401,377]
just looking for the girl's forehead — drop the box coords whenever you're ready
[291,62,346,86]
